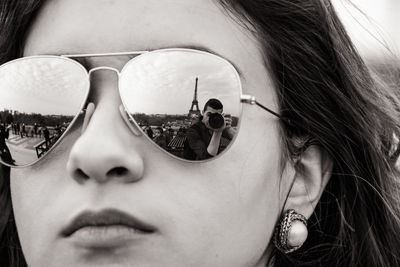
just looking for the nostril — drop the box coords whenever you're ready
[75,169,89,180]
[107,166,128,177]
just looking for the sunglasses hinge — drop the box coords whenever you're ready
[240,94,256,105]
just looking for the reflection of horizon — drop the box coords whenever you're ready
[132,112,240,127]
[0,107,76,118]
[0,108,77,117]
[133,112,187,116]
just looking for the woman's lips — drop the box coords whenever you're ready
[61,209,156,248]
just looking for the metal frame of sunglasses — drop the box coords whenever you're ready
[0,48,289,168]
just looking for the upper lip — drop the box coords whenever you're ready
[61,208,156,237]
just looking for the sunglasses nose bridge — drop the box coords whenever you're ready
[88,66,120,77]
[86,66,142,137]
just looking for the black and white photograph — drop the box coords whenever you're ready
[0,0,399,266]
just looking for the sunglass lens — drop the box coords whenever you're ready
[0,57,88,166]
[120,50,241,161]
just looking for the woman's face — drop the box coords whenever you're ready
[11,0,292,266]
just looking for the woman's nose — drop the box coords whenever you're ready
[66,70,144,184]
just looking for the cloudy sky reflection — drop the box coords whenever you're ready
[119,51,241,116]
[0,57,88,116]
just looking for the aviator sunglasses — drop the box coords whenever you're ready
[0,48,287,167]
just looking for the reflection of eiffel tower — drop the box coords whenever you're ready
[188,77,201,118]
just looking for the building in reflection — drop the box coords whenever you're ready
[188,77,201,120]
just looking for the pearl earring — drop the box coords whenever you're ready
[274,209,308,253]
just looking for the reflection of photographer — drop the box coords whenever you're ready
[184,98,236,160]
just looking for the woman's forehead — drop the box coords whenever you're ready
[23,0,278,110]
[24,0,249,59]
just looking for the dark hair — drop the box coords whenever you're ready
[155,127,163,134]
[0,2,45,266]
[1,1,400,267]
[203,98,223,112]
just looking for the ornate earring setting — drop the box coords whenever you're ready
[274,209,308,254]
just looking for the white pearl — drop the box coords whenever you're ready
[287,220,308,247]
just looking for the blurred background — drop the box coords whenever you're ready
[333,0,400,90]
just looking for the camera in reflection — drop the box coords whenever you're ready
[208,113,225,130]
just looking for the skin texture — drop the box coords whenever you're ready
[10,0,297,266]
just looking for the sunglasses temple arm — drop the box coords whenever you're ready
[241,95,292,125]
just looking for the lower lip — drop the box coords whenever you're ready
[69,225,151,248]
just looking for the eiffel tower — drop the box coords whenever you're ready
[188,77,201,118]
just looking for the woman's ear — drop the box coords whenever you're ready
[284,145,333,218]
